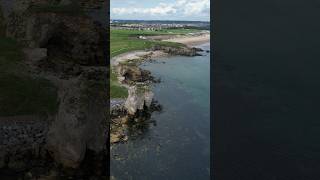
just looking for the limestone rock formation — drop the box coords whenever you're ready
[125,86,154,115]
[47,68,108,168]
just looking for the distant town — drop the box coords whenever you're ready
[110,19,210,31]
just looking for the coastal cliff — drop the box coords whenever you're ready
[0,0,108,178]
[110,44,204,143]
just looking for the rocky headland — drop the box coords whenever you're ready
[110,39,207,144]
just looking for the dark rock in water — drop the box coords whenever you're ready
[153,77,161,83]
[194,47,204,52]
[150,100,163,112]
[110,100,163,143]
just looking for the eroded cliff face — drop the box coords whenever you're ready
[5,3,107,65]
[0,0,108,177]
[47,68,108,169]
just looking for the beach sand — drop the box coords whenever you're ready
[163,33,210,46]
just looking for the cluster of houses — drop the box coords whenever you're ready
[110,21,187,31]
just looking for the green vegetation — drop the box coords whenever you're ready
[110,70,128,98]
[110,28,195,98]
[0,36,58,116]
[111,29,185,57]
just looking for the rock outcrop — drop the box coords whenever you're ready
[125,85,154,115]
[47,68,107,169]
[117,64,154,83]
[150,44,202,56]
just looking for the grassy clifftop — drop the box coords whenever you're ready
[110,29,195,57]
[110,30,180,98]
[110,29,189,98]
[110,28,202,98]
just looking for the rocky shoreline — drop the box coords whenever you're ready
[110,42,206,144]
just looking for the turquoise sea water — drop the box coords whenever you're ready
[111,43,210,180]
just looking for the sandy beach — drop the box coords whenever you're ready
[163,33,210,46]
[111,32,211,67]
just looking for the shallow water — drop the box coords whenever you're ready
[110,43,211,180]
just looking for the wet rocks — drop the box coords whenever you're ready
[110,100,162,144]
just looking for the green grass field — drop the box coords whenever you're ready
[110,70,128,98]
[0,36,58,116]
[110,28,195,98]
[110,29,189,57]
